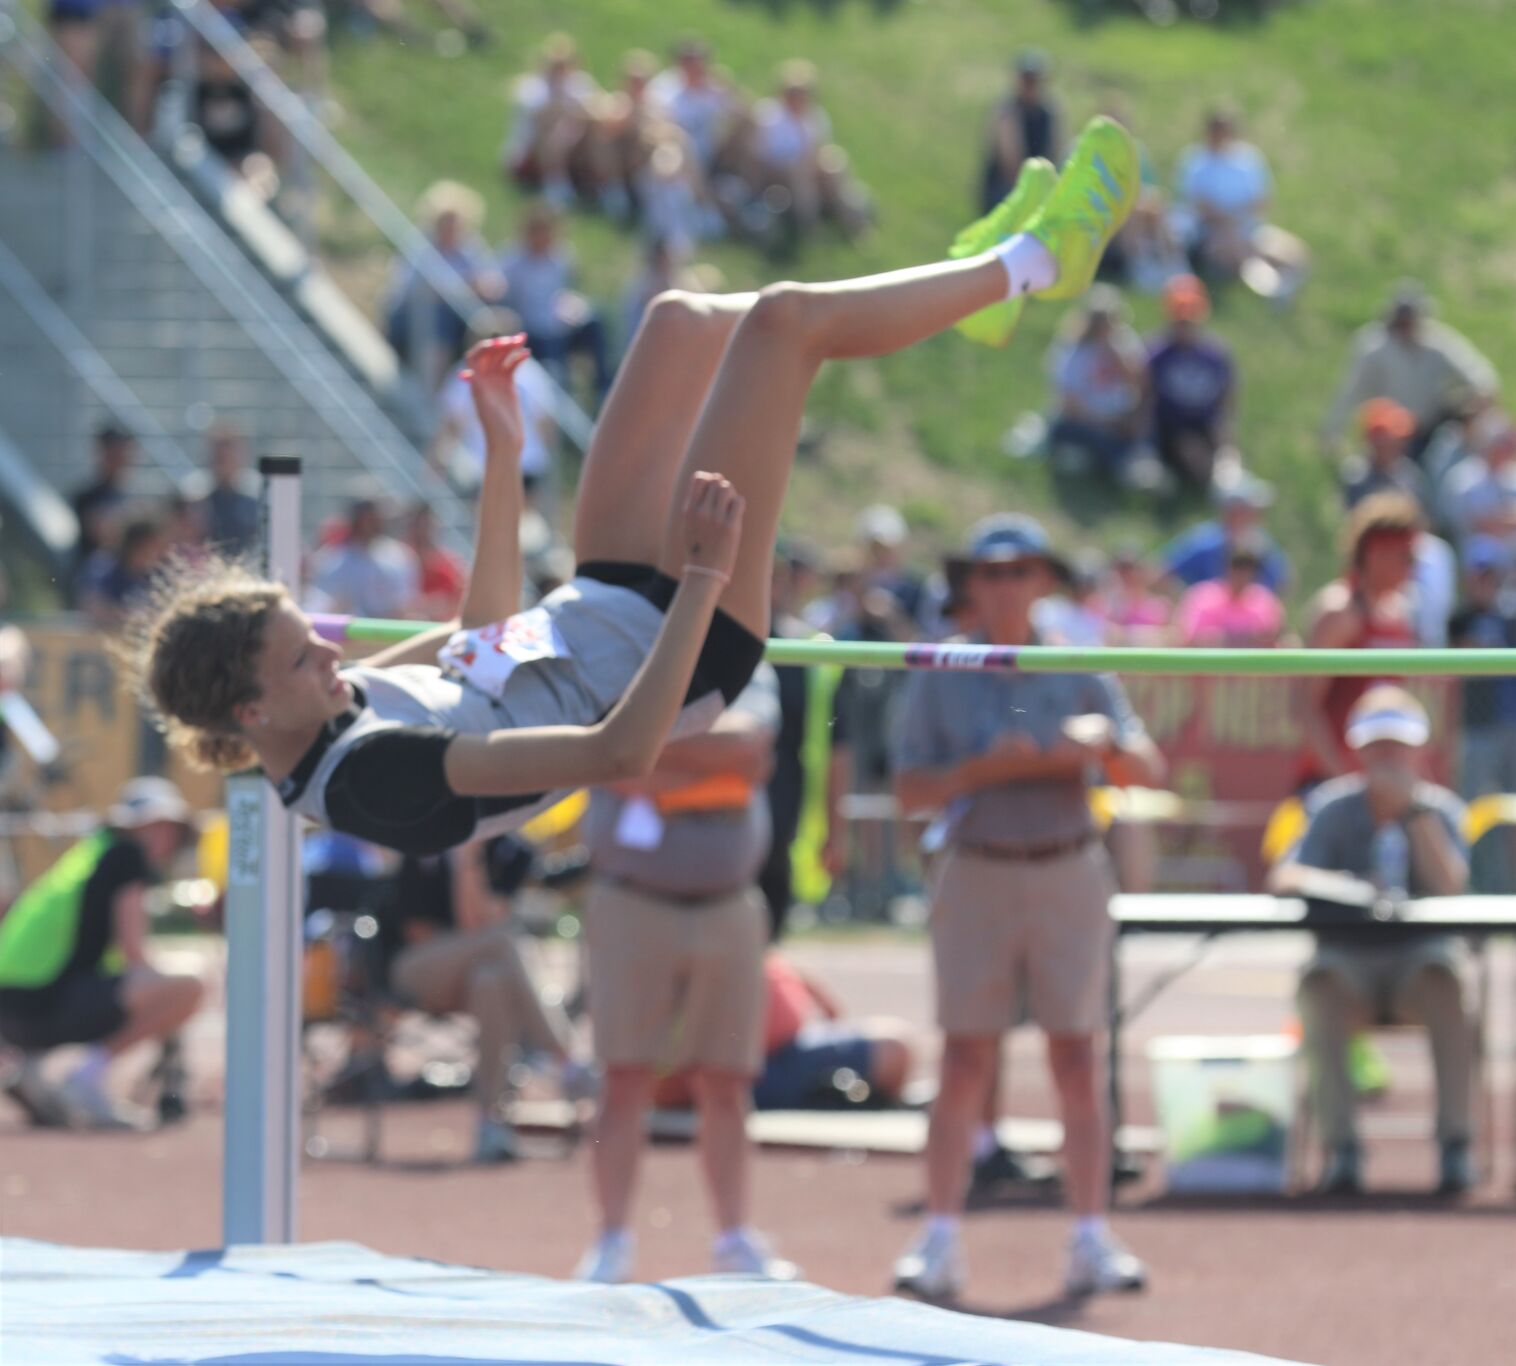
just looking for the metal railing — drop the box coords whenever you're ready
[160,0,595,451]
[0,1,471,546]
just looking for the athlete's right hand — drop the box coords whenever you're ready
[680,471,744,584]
[463,334,530,462]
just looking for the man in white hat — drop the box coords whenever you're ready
[0,777,204,1129]
[1269,686,1475,1194]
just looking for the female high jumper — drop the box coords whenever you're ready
[125,119,1138,857]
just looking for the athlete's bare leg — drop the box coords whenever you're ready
[656,253,1008,639]
[572,291,758,568]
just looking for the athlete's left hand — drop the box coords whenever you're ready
[463,334,531,462]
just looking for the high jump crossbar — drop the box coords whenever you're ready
[310,614,1516,677]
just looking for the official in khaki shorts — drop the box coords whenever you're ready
[889,515,1165,1303]
[576,666,796,1285]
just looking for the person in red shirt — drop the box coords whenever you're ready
[401,500,469,621]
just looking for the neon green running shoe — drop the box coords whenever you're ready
[1023,115,1140,302]
[950,157,1057,347]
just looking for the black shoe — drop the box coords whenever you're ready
[1437,1139,1476,1195]
[971,1144,1035,1192]
[1317,1144,1363,1195]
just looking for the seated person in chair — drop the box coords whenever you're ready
[1267,687,1476,1195]
[0,778,203,1130]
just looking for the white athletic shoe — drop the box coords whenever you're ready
[711,1228,799,1281]
[1065,1226,1148,1297]
[57,1070,147,1131]
[892,1226,966,1301]
[575,1230,635,1284]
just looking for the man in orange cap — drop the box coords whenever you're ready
[1342,398,1429,512]
[1144,274,1236,488]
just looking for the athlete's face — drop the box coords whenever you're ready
[242,600,352,735]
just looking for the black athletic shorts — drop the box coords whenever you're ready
[0,974,128,1050]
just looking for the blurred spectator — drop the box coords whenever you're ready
[648,36,738,174]
[502,32,599,208]
[1443,421,1516,555]
[1034,550,1110,645]
[585,49,664,222]
[1173,534,1284,646]
[1099,101,1185,293]
[399,501,467,622]
[1295,493,1421,790]
[636,137,712,260]
[1161,475,1290,592]
[1412,529,1458,648]
[749,61,870,243]
[190,42,270,178]
[71,423,135,586]
[621,236,709,341]
[1173,107,1272,280]
[160,491,209,568]
[979,49,1061,215]
[1096,544,1172,644]
[803,547,864,639]
[1269,688,1474,1196]
[384,181,501,390]
[0,777,204,1130]
[1342,399,1430,512]
[78,513,170,630]
[48,0,149,134]
[188,422,260,556]
[429,314,557,501]
[1323,284,1498,457]
[854,504,926,632]
[500,203,612,403]
[385,843,584,1162]
[1145,275,1237,489]
[1047,287,1154,488]
[753,952,913,1108]
[1449,537,1516,890]
[306,498,420,619]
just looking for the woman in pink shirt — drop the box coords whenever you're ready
[1174,535,1284,646]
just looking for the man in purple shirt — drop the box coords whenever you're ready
[1145,275,1236,488]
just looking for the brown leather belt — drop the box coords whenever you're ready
[957,831,1098,864]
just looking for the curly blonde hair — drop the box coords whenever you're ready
[116,555,287,772]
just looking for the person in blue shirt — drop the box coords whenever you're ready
[1161,474,1290,593]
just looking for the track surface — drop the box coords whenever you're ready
[4,934,1513,1366]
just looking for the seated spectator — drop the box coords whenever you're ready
[1342,399,1431,512]
[1098,102,1186,293]
[1173,534,1284,646]
[161,491,208,567]
[187,422,260,556]
[1412,528,1458,648]
[1323,284,1499,458]
[854,504,926,633]
[78,512,170,630]
[1096,544,1172,644]
[399,501,467,622]
[384,842,586,1162]
[1161,474,1290,592]
[585,49,664,222]
[1268,688,1476,1195]
[636,137,712,260]
[1450,538,1516,890]
[978,49,1061,216]
[1034,550,1111,646]
[1145,275,1237,489]
[1174,106,1271,280]
[647,35,739,176]
[1047,287,1154,487]
[621,236,709,341]
[384,181,501,389]
[500,203,612,403]
[749,61,869,242]
[306,497,420,619]
[1443,420,1516,555]
[0,778,204,1130]
[70,423,135,590]
[501,32,599,207]
[429,313,557,502]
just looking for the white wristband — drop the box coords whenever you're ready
[682,564,731,587]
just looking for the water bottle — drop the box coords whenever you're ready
[1369,823,1410,903]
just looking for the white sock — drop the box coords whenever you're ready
[71,1047,109,1087]
[972,1125,999,1162]
[925,1214,960,1242]
[993,232,1058,298]
[1074,1215,1108,1243]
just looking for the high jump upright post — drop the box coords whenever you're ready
[223,455,304,1245]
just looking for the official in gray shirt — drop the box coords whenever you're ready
[889,515,1164,1302]
[577,666,796,1284]
[1268,685,1474,1196]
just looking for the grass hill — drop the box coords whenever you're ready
[326,0,1516,610]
